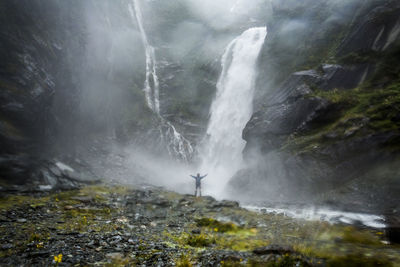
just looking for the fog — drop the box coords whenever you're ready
[48,0,368,203]
[185,0,268,30]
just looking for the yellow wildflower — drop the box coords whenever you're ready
[54,254,62,263]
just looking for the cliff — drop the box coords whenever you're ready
[231,0,400,212]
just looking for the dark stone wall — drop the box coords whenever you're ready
[231,0,400,210]
[0,1,87,183]
[0,0,146,186]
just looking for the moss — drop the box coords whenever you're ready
[220,262,242,267]
[195,218,239,233]
[0,194,51,211]
[286,81,400,152]
[186,233,215,247]
[105,256,132,267]
[214,229,267,251]
[341,227,381,245]
[28,232,45,243]
[248,255,311,267]
[176,254,193,267]
[327,254,393,267]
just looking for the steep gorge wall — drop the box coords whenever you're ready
[0,0,150,187]
[232,0,400,211]
[0,0,86,184]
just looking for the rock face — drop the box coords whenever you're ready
[0,1,85,185]
[0,0,147,188]
[244,69,335,153]
[230,0,400,209]
[338,0,400,55]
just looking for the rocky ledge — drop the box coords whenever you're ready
[0,184,399,266]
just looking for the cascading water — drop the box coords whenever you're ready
[129,0,193,161]
[200,27,267,197]
[130,0,160,113]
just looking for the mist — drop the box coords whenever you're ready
[2,0,400,264]
[66,0,367,201]
[2,0,397,209]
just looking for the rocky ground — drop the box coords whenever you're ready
[0,184,399,266]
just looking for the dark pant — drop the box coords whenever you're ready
[195,185,201,197]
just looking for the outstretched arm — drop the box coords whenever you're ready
[190,175,196,179]
[200,174,208,179]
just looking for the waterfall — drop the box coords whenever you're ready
[200,27,267,196]
[129,0,193,161]
[129,0,159,114]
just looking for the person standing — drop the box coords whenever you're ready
[190,173,207,197]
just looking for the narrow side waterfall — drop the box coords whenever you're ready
[129,0,159,114]
[129,0,193,161]
[200,27,267,197]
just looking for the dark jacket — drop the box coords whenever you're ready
[190,174,207,187]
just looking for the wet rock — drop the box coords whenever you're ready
[385,215,400,244]
[191,229,201,234]
[57,232,80,236]
[29,250,51,258]
[109,235,123,245]
[253,245,294,255]
[212,200,239,208]
[70,196,94,203]
[106,252,124,259]
[244,86,333,153]
[1,244,13,250]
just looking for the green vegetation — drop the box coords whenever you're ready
[341,226,382,245]
[249,255,311,267]
[214,229,267,251]
[186,233,215,247]
[176,254,193,267]
[196,217,239,233]
[1,185,399,266]
[327,254,393,267]
[285,80,400,153]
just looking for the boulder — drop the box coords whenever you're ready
[385,215,400,244]
[253,245,294,255]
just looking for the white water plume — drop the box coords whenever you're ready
[200,27,267,197]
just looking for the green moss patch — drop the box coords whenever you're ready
[286,81,400,153]
[186,233,216,247]
[327,254,393,267]
[195,218,240,233]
